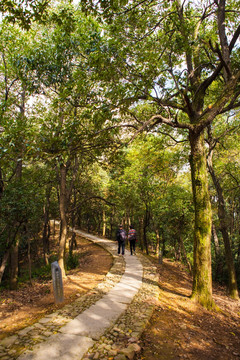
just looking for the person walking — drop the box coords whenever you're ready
[128,225,137,255]
[116,225,126,255]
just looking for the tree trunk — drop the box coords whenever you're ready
[155,228,163,264]
[28,237,32,285]
[143,205,150,255]
[0,248,10,284]
[208,151,239,299]
[189,130,214,308]
[69,187,77,255]
[180,235,192,275]
[102,210,106,237]
[139,217,144,251]
[0,166,4,198]
[10,235,19,290]
[212,223,223,281]
[58,163,68,277]
[42,185,51,265]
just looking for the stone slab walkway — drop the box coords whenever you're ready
[0,230,159,360]
[18,230,142,360]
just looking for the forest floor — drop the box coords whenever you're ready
[0,235,112,339]
[137,258,240,360]
[0,236,240,360]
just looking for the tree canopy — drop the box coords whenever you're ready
[0,0,239,306]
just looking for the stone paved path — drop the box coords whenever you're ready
[0,230,159,360]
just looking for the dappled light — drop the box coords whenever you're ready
[137,259,240,360]
[0,235,112,338]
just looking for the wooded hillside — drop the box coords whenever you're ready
[0,0,240,308]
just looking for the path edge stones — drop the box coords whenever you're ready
[82,252,160,360]
[0,232,125,360]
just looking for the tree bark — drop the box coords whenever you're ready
[42,185,51,265]
[143,204,150,255]
[102,210,106,237]
[28,237,32,285]
[179,235,192,275]
[58,163,68,277]
[10,235,19,290]
[189,130,214,308]
[212,223,223,280]
[0,248,10,284]
[155,228,163,264]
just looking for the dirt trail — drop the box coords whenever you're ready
[137,259,240,360]
[1,240,240,360]
[0,236,112,338]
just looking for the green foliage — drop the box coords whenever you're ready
[66,253,79,270]
[0,0,239,298]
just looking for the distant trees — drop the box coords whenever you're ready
[0,1,239,306]
[80,0,240,307]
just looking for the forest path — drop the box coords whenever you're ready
[14,230,148,360]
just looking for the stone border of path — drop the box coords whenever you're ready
[0,231,159,360]
[0,231,125,360]
[82,252,159,360]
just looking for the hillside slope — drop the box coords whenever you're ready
[137,259,240,360]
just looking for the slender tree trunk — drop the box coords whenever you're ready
[189,130,214,308]
[212,223,223,281]
[208,150,239,299]
[212,223,221,258]
[155,228,163,264]
[139,217,144,251]
[143,204,150,255]
[0,166,4,198]
[58,163,68,277]
[10,235,19,290]
[102,210,106,237]
[28,237,32,285]
[69,188,77,255]
[0,249,10,284]
[42,185,51,265]
[175,238,181,261]
[9,88,26,289]
[179,235,192,275]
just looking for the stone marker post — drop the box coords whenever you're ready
[51,261,64,304]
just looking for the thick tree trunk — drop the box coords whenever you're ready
[189,130,214,308]
[208,151,239,299]
[58,163,68,277]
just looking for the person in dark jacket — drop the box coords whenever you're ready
[128,225,137,255]
[116,225,126,255]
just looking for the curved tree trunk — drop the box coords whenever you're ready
[189,130,214,309]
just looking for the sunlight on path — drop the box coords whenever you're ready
[17,230,143,360]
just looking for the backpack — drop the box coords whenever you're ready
[128,229,136,241]
[118,229,126,242]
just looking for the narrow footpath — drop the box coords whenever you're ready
[0,231,159,360]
